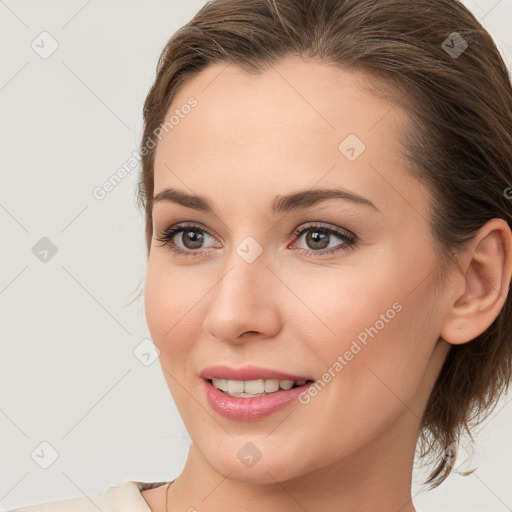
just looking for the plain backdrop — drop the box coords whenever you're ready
[1,1,511,511]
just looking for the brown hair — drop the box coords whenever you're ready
[136,0,512,487]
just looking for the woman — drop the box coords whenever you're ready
[10,0,512,510]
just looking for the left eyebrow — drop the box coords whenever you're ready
[152,186,380,214]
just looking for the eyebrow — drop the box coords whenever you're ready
[152,186,380,214]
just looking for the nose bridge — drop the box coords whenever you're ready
[202,241,281,341]
[212,242,269,314]
[215,227,271,296]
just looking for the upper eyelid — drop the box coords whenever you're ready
[159,221,355,243]
[293,221,354,236]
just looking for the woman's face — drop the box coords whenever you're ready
[145,57,451,483]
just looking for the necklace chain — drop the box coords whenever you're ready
[165,479,174,512]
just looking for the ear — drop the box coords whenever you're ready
[440,218,512,345]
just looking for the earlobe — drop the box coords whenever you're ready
[440,219,512,346]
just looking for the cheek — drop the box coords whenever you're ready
[278,262,406,358]
[281,278,440,463]
[285,258,440,404]
[144,259,204,358]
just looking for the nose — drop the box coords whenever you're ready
[202,251,282,344]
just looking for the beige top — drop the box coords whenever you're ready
[6,481,424,511]
[5,481,169,512]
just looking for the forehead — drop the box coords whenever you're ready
[152,56,426,218]
[157,57,400,154]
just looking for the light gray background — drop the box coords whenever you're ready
[1,1,511,511]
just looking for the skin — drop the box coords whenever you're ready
[141,56,512,512]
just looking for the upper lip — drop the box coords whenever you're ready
[200,365,312,382]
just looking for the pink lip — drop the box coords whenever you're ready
[199,364,311,381]
[202,378,313,421]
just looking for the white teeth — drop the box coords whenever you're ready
[211,378,307,396]
[212,378,227,391]
[227,379,244,394]
[264,379,280,392]
[244,379,265,394]
[279,380,294,390]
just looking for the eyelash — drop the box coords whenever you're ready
[154,221,357,258]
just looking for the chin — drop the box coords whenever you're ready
[198,442,306,484]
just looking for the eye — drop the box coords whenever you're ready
[154,222,218,257]
[155,221,357,257]
[290,222,357,256]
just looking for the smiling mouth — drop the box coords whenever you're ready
[206,378,314,397]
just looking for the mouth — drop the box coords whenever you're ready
[201,375,315,421]
[206,377,314,398]
[199,365,315,420]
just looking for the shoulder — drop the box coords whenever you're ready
[4,481,168,512]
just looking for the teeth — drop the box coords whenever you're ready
[264,379,280,392]
[244,379,265,394]
[211,378,308,396]
[227,380,244,394]
[279,380,294,390]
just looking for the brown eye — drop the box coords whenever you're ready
[304,230,331,250]
[180,229,207,250]
[155,223,217,256]
[292,223,357,256]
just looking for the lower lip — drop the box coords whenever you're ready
[202,379,312,421]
